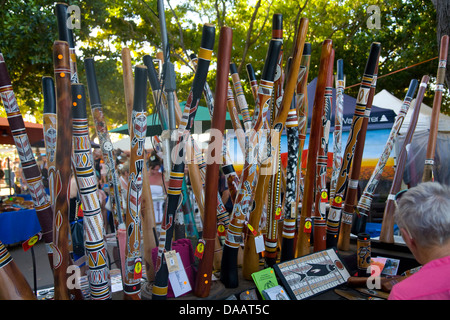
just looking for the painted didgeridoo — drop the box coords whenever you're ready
[324,42,380,249]
[337,57,382,251]
[330,59,345,204]
[194,26,232,298]
[0,241,36,300]
[312,48,334,252]
[295,39,333,257]
[264,13,285,268]
[55,2,78,83]
[294,42,312,226]
[52,40,74,300]
[42,76,57,214]
[280,43,311,261]
[422,35,449,182]
[122,49,157,283]
[221,39,282,288]
[379,75,429,243]
[84,58,125,232]
[230,62,252,131]
[122,65,148,300]
[352,78,419,236]
[71,83,111,300]
[246,63,259,103]
[152,24,215,300]
[0,54,54,270]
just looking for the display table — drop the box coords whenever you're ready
[0,208,41,245]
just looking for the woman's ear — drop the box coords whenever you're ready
[400,227,413,246]
[400,227,421,261]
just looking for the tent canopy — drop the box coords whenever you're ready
[110,101,241,136]
[307,78,397,132]
[0,117,43,145]
[373,89,450,133]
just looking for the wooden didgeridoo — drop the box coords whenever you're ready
[337,56,381,251]
[122,65,148,300]
[84,58,126,232]
[194,26,232,298]
[152,24,216,300]
[312,48,334,252]
[220,39,281,288]
[379,76,430,243]
[422,34,449,182]
[295,39,333,258]
[353,78,420,235]
[324,42,381,249]
[264,13,285,268]
[121,48,157,283]
[330,59,345,205]
[246,63,259,104]
[52,40,74,300]
[55,2,79,83]
[0,241,36,300]
[292,43,311,255]
[242,17,309,278]
[0,54,54,270]
[42,76,57,213]
[71,83,111,300]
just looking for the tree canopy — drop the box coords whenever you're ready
[0,0,447,131]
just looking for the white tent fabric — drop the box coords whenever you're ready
[373,89,450,185]
[373,89,450,133]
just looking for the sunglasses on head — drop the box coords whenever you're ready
[393,189,408,208]
[393,189,413,240]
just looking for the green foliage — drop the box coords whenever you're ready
[0,0,447,130]
[0,0,58,120]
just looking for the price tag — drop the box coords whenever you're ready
[217,223,226,237]
[304,218,312,234]
[275,205,282,220]
[133,258,142,280]
[246,221,258,236]
[22,232,42,252]
[255,235,265,253]
[194,239,205,259]
[164,250,180,273]
[321,190,328,202]
[333,195,343,207]
[168,252,192,297]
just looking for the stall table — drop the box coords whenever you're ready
[0,208,41,245]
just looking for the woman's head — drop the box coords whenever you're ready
[148,152,161,173]
[149,163,161,173]
[395,182,450,248]
[118,160,130,176]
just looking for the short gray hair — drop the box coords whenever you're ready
[395,182,450,247]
